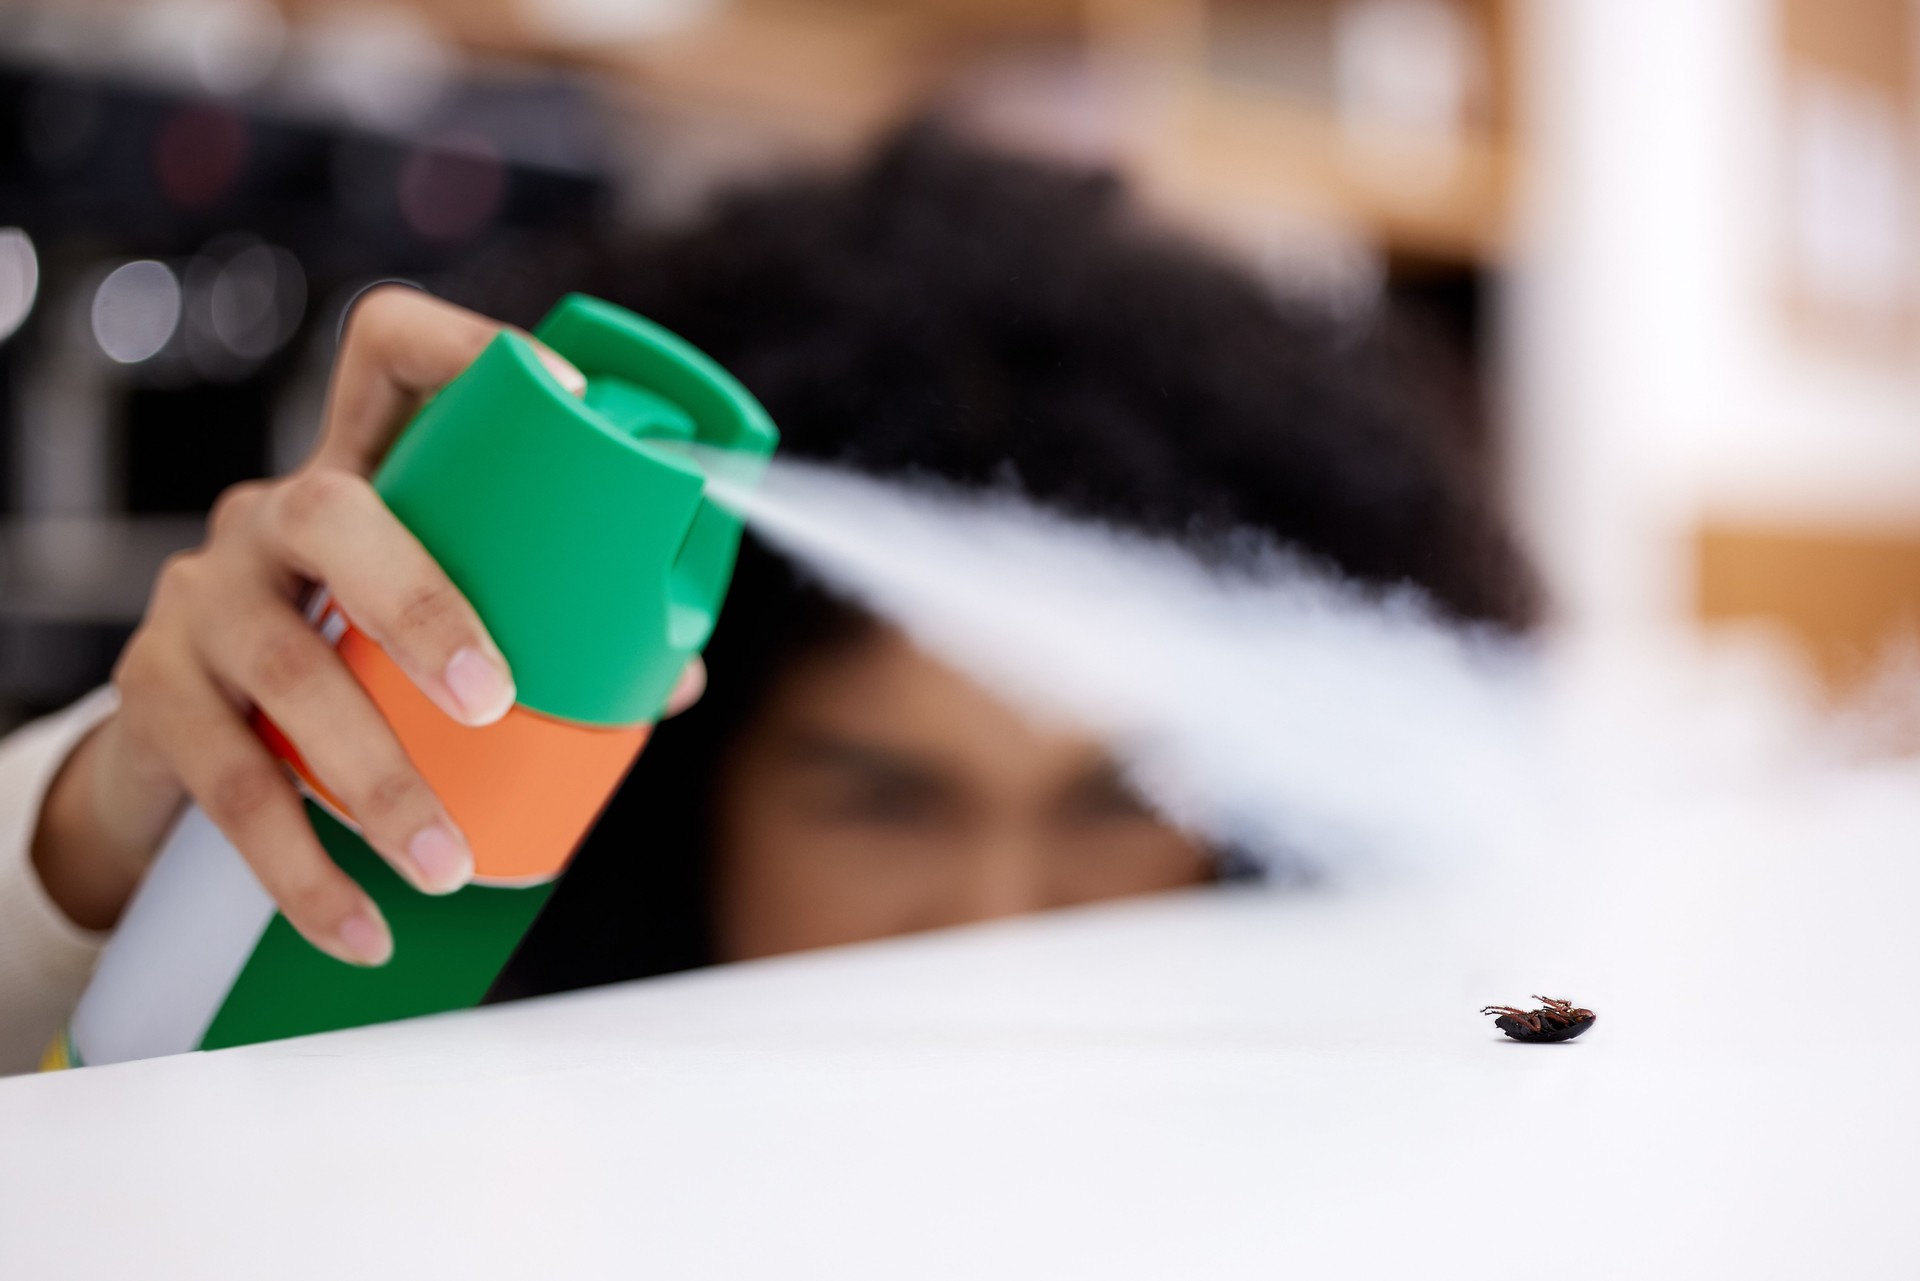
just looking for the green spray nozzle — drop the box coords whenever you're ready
[372,294,777,727]
[582,379,696,443]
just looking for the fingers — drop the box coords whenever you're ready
[317,287,499,475]
[665,658,707,718]
[193,581,474,896]
[80,285,597,959]
[255,467,514,726]
[119,637,392,966]
[317,285,584,476]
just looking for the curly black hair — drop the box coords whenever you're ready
[490,124,1533,1000]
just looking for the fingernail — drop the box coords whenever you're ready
[533,345,587,398]
[445,647,514,725]
[336,909,393,967]
[666,659,706,715]
[408,822,473,894]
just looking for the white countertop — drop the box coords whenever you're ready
[7,757,1920,1281]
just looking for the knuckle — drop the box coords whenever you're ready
[276,467,364,536]
[358,768,428,829]
[114,608,196,717]
[274,863,347,933]
[341,283,438,358]
[250,627,327,701]
[154,547,196,582]
[206,481,266,539]
[393,579,460,643]
[207,762,284,828]
[110,627,159,695]
[150,549,205,606]
[342,283,406,341]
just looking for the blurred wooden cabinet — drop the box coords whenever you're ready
[1103,0,1514,262]
[269,0,1517,266]
[1776,0,1920,360]
[1696,2,1920,686]
[1699,523,1920,689]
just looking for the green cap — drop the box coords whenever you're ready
[373,294,778,727]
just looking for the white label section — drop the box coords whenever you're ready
[69,806,275,1065]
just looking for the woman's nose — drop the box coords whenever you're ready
[946,830,1053,925]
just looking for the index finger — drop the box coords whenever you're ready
[316,286,585,476]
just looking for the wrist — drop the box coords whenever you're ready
[30,717,176,931]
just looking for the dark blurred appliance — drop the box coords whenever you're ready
[0,45,621,724]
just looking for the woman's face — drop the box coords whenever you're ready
[711,623,1211,960]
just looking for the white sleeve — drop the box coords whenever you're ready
[0,686,120,1075]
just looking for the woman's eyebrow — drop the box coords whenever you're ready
[779,732,947,785]
[1069,754,1131,788]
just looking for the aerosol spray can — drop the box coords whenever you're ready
[47,295,776,1067]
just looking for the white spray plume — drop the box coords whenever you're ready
[703,456,1553,888]
[694,452,1920,1043]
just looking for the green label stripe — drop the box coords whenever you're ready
[199,803,552,1050]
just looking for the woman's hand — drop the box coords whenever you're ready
[30,287,703,964]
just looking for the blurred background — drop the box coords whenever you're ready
[0,0,1915,725]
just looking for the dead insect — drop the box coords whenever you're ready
[1480,995,1595,1043]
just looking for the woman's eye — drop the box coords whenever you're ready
[821,776,947,826]
[1062,774,1156,823]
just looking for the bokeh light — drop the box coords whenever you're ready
[0,228,41,343]
[397,131,505,243]
[209,242,305,359]
[91,260,182,364]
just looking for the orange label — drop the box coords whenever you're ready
[259,614,648,885]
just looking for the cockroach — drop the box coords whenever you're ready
[1480,995,1595,1043]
